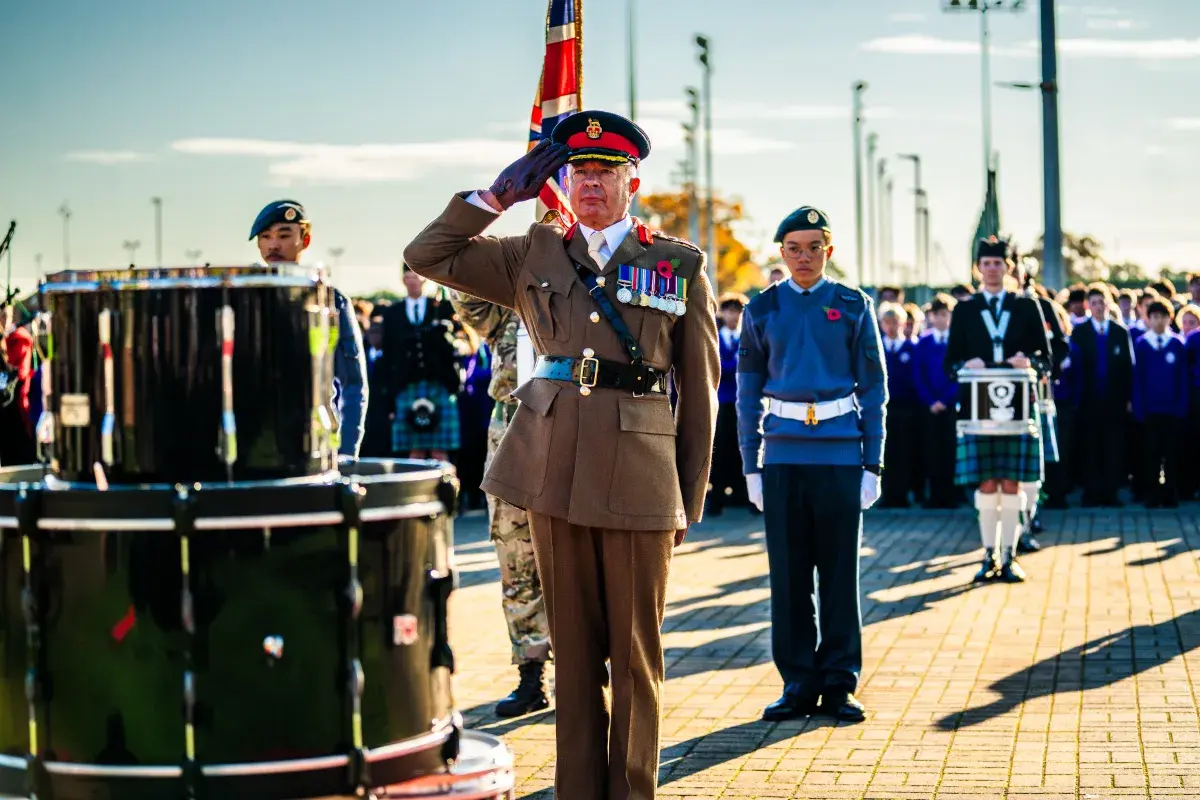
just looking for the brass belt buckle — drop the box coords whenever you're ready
[579,356,600,389]
[805,402,817,426]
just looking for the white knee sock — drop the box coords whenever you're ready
[975,491,1001,552]
[1000,492,1025,556]
[1019,481,1040,532]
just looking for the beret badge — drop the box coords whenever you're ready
[586,118,603,139]
[284,208,297,221]
[807,210,820,224]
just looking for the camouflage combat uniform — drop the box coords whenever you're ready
[450,291,551,665]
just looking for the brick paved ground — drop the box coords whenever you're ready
[448,504,1200,799]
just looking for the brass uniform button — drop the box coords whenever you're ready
[596,277,606,287]
[590,312,600,323]
[579,386,592,396]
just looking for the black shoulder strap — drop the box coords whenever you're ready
[568,258,644,366]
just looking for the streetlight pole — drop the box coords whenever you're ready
[696,35,716,293]
[151,196,163,266]
[123,239,141,266]
[898,153,923,289]
[884,176,895,278]
[58,203,71,270]
[329,247,345,270]
[866,132,878,287]
[852,81,869,287]
[877,158,889,283]
[1040,0,1064,291]
[685,87,701,249]
[942,1,1026,178]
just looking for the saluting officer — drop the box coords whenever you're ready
[403,110,719,800]
[250,200,368,457]
[737,207,887,724]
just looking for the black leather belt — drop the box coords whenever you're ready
[533,354,668,394]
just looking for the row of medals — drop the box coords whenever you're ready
[615,284,687,316]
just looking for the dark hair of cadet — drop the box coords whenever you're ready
[1147,300,1173,319]
[929,293,956,314]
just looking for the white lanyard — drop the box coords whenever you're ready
[980,305,1011,364]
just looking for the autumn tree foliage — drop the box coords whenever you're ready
[638,191,765,294]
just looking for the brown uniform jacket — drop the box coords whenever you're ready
[403,193,720,531]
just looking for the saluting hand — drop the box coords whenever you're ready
[482,139,571,211]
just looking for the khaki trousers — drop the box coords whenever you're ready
[528,513,674,800]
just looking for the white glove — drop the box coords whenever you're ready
[746,473,764,512]
[860,470,881,510]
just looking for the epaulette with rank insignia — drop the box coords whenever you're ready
[649,229,703,254]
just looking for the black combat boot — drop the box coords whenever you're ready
[973,551,999,583]
[495,661,550,718]
[999,552,1027,583]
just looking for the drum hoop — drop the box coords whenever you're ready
[40,275,323,293]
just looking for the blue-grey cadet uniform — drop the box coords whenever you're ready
[736,207,887,702]
[332,288,368,457]
[248,200,368,457]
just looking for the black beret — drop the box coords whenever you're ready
[974,236,1012,262]
[249,200,308,240]
[774,207,831,243]
[551,110,651,164]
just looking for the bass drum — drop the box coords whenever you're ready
[0,459,460,800]
[38,265,337,485]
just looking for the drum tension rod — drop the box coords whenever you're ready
[338,479,371,796]
[173,486,204,798]
[15,485,49,800]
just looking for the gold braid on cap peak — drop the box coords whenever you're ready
[568,152,636,163]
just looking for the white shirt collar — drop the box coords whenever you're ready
[576,216,633,257]
[981,288,1006,305]
[787,277,826,295]
[884,335,907,351]
[1092,316,1108,334]
[933,328,949,344]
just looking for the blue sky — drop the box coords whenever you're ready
[2,0,1198,296]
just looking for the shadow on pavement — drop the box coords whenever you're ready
[935,606,1200,731]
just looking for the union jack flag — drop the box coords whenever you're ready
[528,0,583,224]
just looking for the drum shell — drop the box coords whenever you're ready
[955,367,1039,437]
[0,459,458,796]
[41,270,336,484]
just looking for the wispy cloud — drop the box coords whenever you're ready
[639,98,847,122]
[862,34,1200,60]
[172,125,795,186]
[1085,18,1135,31]
[64,150,153,165]
[860,36,1035,58]
[172,138,522,184]
[637,118,795,156]
[1058,37,1200,58]
[1169,118,1200,131]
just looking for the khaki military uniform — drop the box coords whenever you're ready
[405,194,720,800]
[449,292,551,665]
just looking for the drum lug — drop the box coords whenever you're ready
[441,719,462,764]
[427,569,456,674]
[436,472,460,517]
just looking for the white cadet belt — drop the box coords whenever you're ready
[767,396,858,426]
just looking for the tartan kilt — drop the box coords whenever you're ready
[955,431,1044,486]
[392,381,460,453]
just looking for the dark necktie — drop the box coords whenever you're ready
[988,296,1000,320]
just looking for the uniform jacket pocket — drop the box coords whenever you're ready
[521,271,573,343]
[608,397,683,516]
[489,379,563,497]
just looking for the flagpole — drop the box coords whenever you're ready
[627,0,640,217]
